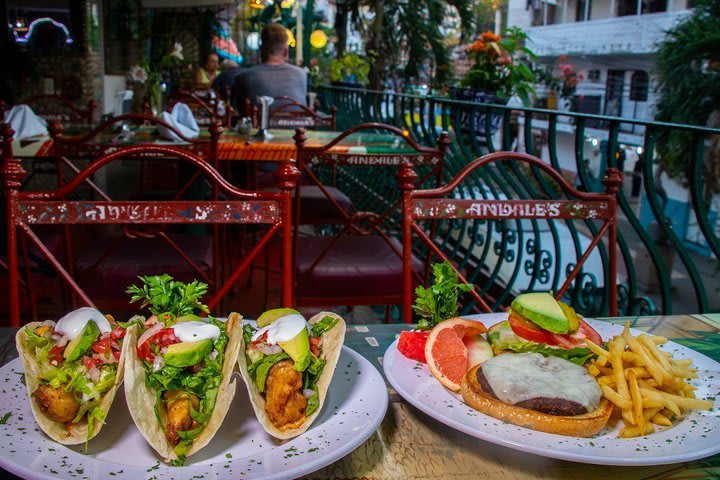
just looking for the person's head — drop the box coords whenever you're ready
[220,59,239,71]
[205,53,220,72]
[260,23,289,63]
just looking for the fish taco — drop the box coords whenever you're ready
[16,307,129,446]
[238,309,346,439]
[123,275,242,465]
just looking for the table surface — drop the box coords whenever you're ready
[10,127,417,161]
[2,313,720,479]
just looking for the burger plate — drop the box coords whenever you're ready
[383,313,720,465]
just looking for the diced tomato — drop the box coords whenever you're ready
[113,350,121,361]
[110,326,125,340]
[91,336,114,354]
[154,328,180,348]
[508,311,559,346]
[249,331,268,348]
[398,330,430,363]
[48,345,64,365]
[309,336,321,357]
[82,356,103,370]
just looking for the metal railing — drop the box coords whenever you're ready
[315,84,720,317]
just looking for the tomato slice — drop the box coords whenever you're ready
[508,311,559,346]
[48,345,64,365]
[92,337,114,353]
[550,318,603,348]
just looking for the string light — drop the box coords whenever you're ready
[310,30,328,49]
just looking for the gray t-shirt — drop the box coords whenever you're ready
[232,63,307,113]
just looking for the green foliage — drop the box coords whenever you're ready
[654,0,720,191]
[126,275,209,319]
[329,52,373,85]
[413,261,474,330]
[460,27,536,105]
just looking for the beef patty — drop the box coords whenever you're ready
[476,367,587,416]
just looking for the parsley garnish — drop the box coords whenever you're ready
[127,274,209,318]
[0,412,11,424]
[413,261,473,330]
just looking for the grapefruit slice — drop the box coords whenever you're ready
[425,318,488,392]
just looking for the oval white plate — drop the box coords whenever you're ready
[0,345,387,480]
[383,313,720,465]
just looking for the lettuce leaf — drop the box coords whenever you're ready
[310,316,338,338]
[305,385,320,416]
[250,353,290,393]
[488,321,594,365]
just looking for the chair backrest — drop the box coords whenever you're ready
[2,122,299,326]
[166,91,232,128]
[19,94,95,125]
[245,97,337,130]
[398,151,622,322]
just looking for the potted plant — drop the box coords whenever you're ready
[329,52,373,87]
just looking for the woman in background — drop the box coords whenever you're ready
[194,53,220,90]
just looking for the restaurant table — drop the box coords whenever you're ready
[1,313,719,479]
[9,128,416,162]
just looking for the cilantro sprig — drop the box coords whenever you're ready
[126,274,209,318]
[413,261,473,330]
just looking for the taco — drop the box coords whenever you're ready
[124,275,242,466]
[15,307,128,447]
[238,308,346,439]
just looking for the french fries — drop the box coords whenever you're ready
[586,322,714,438]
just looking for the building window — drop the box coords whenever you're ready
[642,0,668,13]
[630,71,649,102]
[576,0,592,21]
[588,70,601,82]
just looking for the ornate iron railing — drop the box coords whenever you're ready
[315,84,720,317]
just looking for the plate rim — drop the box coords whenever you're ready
[0,345,388,480]
[383,313,720,466]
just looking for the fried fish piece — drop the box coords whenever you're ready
[163,389,200,445]
[265,360,307,430]
[33,384,81,423]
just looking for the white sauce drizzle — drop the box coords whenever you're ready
[55,307,111,340]
[251,314,308,344]
[172,321,221,343]
[481,352,601,411]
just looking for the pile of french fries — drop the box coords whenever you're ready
[585,323,713,438]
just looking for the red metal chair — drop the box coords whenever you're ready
[398,151,622,323]
[13,94,95,125]
[292,123,449,311]
[3,124,299,326]
[166,91,232,128]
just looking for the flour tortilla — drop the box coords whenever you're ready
[124,312,242,463]
[15,320,128,445]
[238,311,346,440]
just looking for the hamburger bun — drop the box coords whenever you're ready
[461,364,613,438]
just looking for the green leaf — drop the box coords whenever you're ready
[310,316,339,338]
[127,275,209,318]
[413,261,474,330]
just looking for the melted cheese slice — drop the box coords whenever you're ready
[481,352,601,412]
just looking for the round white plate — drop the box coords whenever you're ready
[383,313,720,465]
[0,345,387,480]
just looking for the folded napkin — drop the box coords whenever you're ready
[112,90,134,117]
[257,95,274,130]
[3,105,48,140]
[158,102,199,141]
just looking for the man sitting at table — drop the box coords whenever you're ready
[232,23,307,115]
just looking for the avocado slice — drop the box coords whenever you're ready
[175,314,203,323]
[64,321,101,361]
[165,340,213,368]
[511,292,569,334]
[256,308,301,328]
[279,328,311,368]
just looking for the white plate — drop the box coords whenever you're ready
[383,313,720,466]
[0,345,388,480]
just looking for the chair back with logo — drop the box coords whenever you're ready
[20,94,95,125]
[245,96,336,130]
[399,151,622,322]
[3,123,299,326]
[292,123,449,309]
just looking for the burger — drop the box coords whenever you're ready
[487,292,603,365]
[460,352,613,437]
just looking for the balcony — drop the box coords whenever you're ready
[526,11,690,57]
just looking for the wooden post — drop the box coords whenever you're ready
[603,167,623,316]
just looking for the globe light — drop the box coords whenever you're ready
[246,32,261,51]
[249,0,265,9]
[310,30,328,49]
[281,0,295,7]
[287,28,296,47]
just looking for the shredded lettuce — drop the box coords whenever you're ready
[310,316,338,338]
[305,385,320,416]
[243,323,255,345]
[249,353,290,392]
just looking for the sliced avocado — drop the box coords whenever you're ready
[278,327,311,367]
[511,292,569,334]
[64,321,101,361]
[558,302,580,333]
[256,308,301,328]
[175,314,203,323]
[165,340,213,368]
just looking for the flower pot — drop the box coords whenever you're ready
[449,86,508,136]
